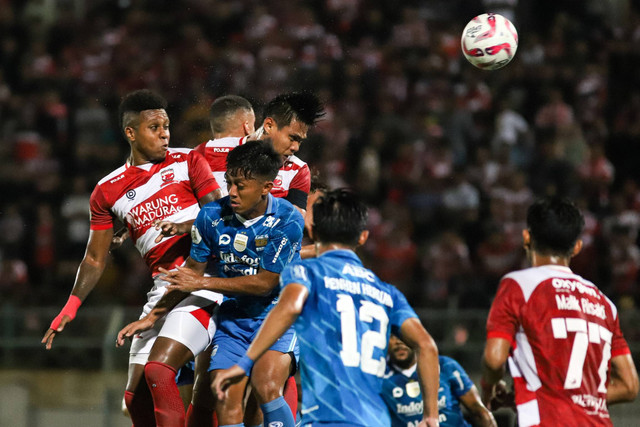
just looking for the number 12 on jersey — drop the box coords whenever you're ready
[337,294,389,377]
[551,317,612,392]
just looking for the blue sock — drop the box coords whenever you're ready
[261,396,295,427]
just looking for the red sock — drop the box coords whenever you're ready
[124,389,157,427]
[186,403,217,427]
[283,376,298,420]
[144,361,185,427]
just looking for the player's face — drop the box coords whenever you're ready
[127,109,170,164]
[263,117,308,163]
[388,335,415,365]
[226,172,272,219]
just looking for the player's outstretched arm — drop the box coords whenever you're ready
[459,386,497,427]
[400,317,440,427]
[480,337,510,407]
[213,283,308,400]
[42,228,114,350]
[607,353,639,404]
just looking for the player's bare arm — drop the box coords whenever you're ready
[458,386,497,427]
[399,317,440,427]
[42,227,114,349]
[115,258,207,346]
[480,337,510,406]
[212,283,308,400]
[606,353,639,404]
[162,266,279,296]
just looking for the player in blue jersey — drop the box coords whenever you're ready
[383,334,496,427]
[118,140,304,427]
[212,189,441,427]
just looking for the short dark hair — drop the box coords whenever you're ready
[312,189,368,246]
[263,92,325,128]
[527,197,585,256]
[226,139,281,182]
[118,89,167,136]
[209,95,253,134]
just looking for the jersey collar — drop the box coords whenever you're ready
[319,248,360,263]
[392,362,417,377]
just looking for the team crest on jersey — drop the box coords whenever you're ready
[406,381,421,398]
[255,234,268,249]
[273,176,283,189]
[233,233,249,252]
[161,168,175,183]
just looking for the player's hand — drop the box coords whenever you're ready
[212,365,247,400]
[160,266,206,293]
[116,317,156,347]
[41,315,73,350]
[111,228,129,250]
[418,417,440,427]
[489,380,515,410]
[154,220,187,243]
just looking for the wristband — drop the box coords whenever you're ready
[237,354,255,374]
[50,295,82,330]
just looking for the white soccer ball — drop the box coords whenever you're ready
[461,13,518,70]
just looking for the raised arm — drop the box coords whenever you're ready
[399,317,440,427]
[458,386,497,427]
[42,227,114,349]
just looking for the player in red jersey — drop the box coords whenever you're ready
[42,90,223,427]
[481,197,639,427]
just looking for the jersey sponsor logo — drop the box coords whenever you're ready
[555,295,607,320]
[263,216,281,228]
[219,234,231,245]
[126,189,136,200]
[191,225,202,244]
[110,174,125,184]
[213,147,230,153]
[255,234,268,248]
[396,400,423,416]
[233,233,248,252]
[292,265,307,281]
[552,278,600,300]
[437,394,446,409]
[161,168,175,183]
[127,194,182,229]
[272,237,288,263]
[406,380,420,398]
[393,386,403,398]
[223,264,257,276]
[220,252,259,266]
[571,394,607,413]
[342,263,376,282]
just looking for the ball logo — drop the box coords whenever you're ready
[126,189,136,200]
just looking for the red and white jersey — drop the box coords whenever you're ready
[194,136,311,209]
[487,265,630,427]
[89,148,219,276]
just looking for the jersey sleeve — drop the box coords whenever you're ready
[187,150,219,197]
[390,286,419,335]
[259,215,304,274]
[89,185,115,230]
[280,261,312,293]
[189,207,216,263]
[442,356,474,398]
[610,311,631,358]
[486,277,523,347]
[286,164,311,209]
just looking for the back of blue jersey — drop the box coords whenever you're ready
[279,249,418,426]
[191,195,303,318]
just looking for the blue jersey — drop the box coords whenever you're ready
[190,194,304,319]
[280,249,419,427]
[382,356,474,427]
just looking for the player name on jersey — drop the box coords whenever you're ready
[323,263,394,307]
[555,294,607,320]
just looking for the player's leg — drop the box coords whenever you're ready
[124,362,157,427]
[187,346,217,427]
[250,350,296,427]
[243,387,262,427]
[210,369,249,426]
[145,296,218,426]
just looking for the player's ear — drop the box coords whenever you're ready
[263,117,276,135]
[357,230,369,246]
[571,239,583,258]
[522,229,531,250]
[242,120,252,136]
[125,126,135,143]
[262,180,274,195]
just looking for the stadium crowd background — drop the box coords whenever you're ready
[2,0,640,356]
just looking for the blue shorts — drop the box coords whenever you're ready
[209,315,299,372]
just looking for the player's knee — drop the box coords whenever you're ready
[251,377,282,403]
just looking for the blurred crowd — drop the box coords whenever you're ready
[2,0,640,318]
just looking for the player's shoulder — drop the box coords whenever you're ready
[439,355,463,372]
[96,164,128,187]
[272,196,304,222]
[282,154,308,169]
[201,137,243,150]
[200,196,230,218]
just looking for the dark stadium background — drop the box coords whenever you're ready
[0,0,639,425]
